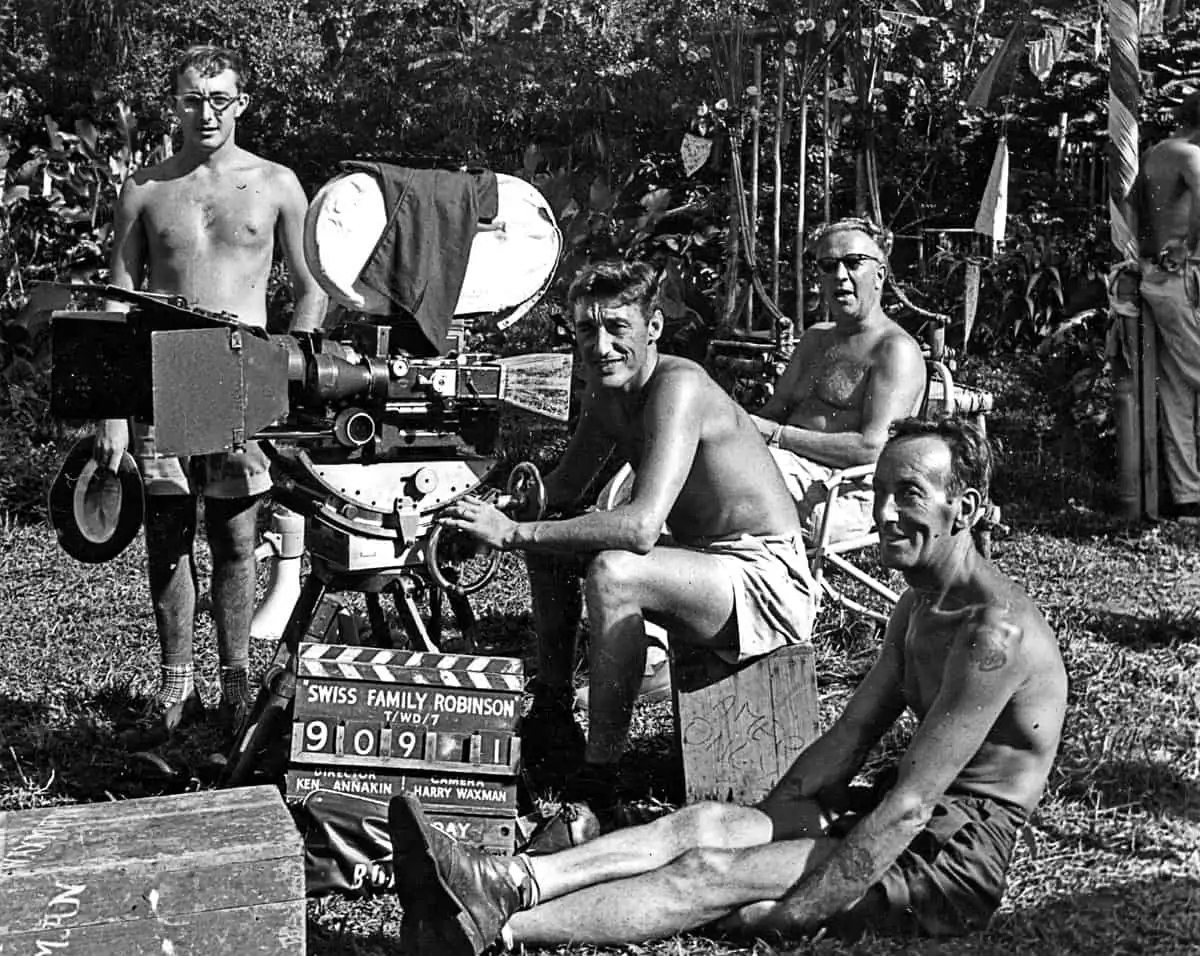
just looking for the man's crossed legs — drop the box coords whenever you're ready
[390,780,1025,953]
[392,795,828,954]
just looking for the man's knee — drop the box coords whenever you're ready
[205,496,260,563]
[584,549,642,602]
[669,800,771,849]
[144,495,196,556]
[662,845,737,895]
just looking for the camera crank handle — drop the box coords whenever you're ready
[425,522,502,597]
[506,461,546,522]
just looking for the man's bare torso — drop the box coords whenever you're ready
[130,149,283,326]
[1139,136,1200,254]
[781,322,921,434]
[590,355,802,543]
[898,582,1067,813]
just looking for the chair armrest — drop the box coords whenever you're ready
[825,463,877,485]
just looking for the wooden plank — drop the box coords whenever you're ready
[2,855,303,934]
[0,899,305,955]
[0,787,299,876]
[674,644,819,804]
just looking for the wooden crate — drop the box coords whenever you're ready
[672,643,820,804]
[0,785,305,954]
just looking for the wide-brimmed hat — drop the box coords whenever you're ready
[47,436,144,563]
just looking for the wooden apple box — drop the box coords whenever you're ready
[672,643,820,804]
[0,785,305,954]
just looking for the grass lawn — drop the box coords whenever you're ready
[1,358,1198,954]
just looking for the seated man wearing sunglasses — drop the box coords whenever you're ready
[750,218,925,540]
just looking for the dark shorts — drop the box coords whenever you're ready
[823,786,1028,938]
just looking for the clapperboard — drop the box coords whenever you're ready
[285,642,524,891]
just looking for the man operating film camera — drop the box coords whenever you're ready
[49,149,571,780]
[438,259,818,822]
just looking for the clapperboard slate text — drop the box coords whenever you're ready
[285,642,524,886]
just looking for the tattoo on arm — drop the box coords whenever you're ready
[971,619,1020,672]
[976,647,1008,671]
[772,837,884,933]
[829,843,875,884]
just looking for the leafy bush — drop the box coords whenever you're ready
[0,359,69,522]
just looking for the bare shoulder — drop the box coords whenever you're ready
[1145,137,1200,172]
[956,577,1057,677]
[799,322,838,348]
[120,156,184,216]
[125,153,185,192]
[238,152,303,192]
[651,354,711,391]
[263,157,304,189]
[873,321,924,367]
[885,589,920,644]
[645,355,733,417]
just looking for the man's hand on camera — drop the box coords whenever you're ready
[439,496,519,550]
[93,419,130,473]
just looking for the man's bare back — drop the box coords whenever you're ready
[1138,135,1200,255]
[589,354,802,544]
[121,148,303,327]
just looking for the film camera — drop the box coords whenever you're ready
[49,166,569,784]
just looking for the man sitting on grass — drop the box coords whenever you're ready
[751,217,926,539]
[437,258,816,816]
[391,417,1068,953]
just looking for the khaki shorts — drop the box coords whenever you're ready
[769,448,874,541]
[133,424,272,499]
[675,533,816,663]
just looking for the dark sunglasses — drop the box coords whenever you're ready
[815,254,882,275]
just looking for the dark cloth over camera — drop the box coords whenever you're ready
[340,161,499,355]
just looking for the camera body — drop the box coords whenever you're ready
[51,288,568,577]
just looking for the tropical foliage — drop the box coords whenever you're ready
[3,0,1200,480]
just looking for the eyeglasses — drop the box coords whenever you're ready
[815,254,882,275]
[175,92,242,114]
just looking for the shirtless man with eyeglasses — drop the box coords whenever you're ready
[749,217,926,538]
[93,44,326,746]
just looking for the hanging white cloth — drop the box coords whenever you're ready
[974,137,1010,243]
[1027,26,1068,83]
